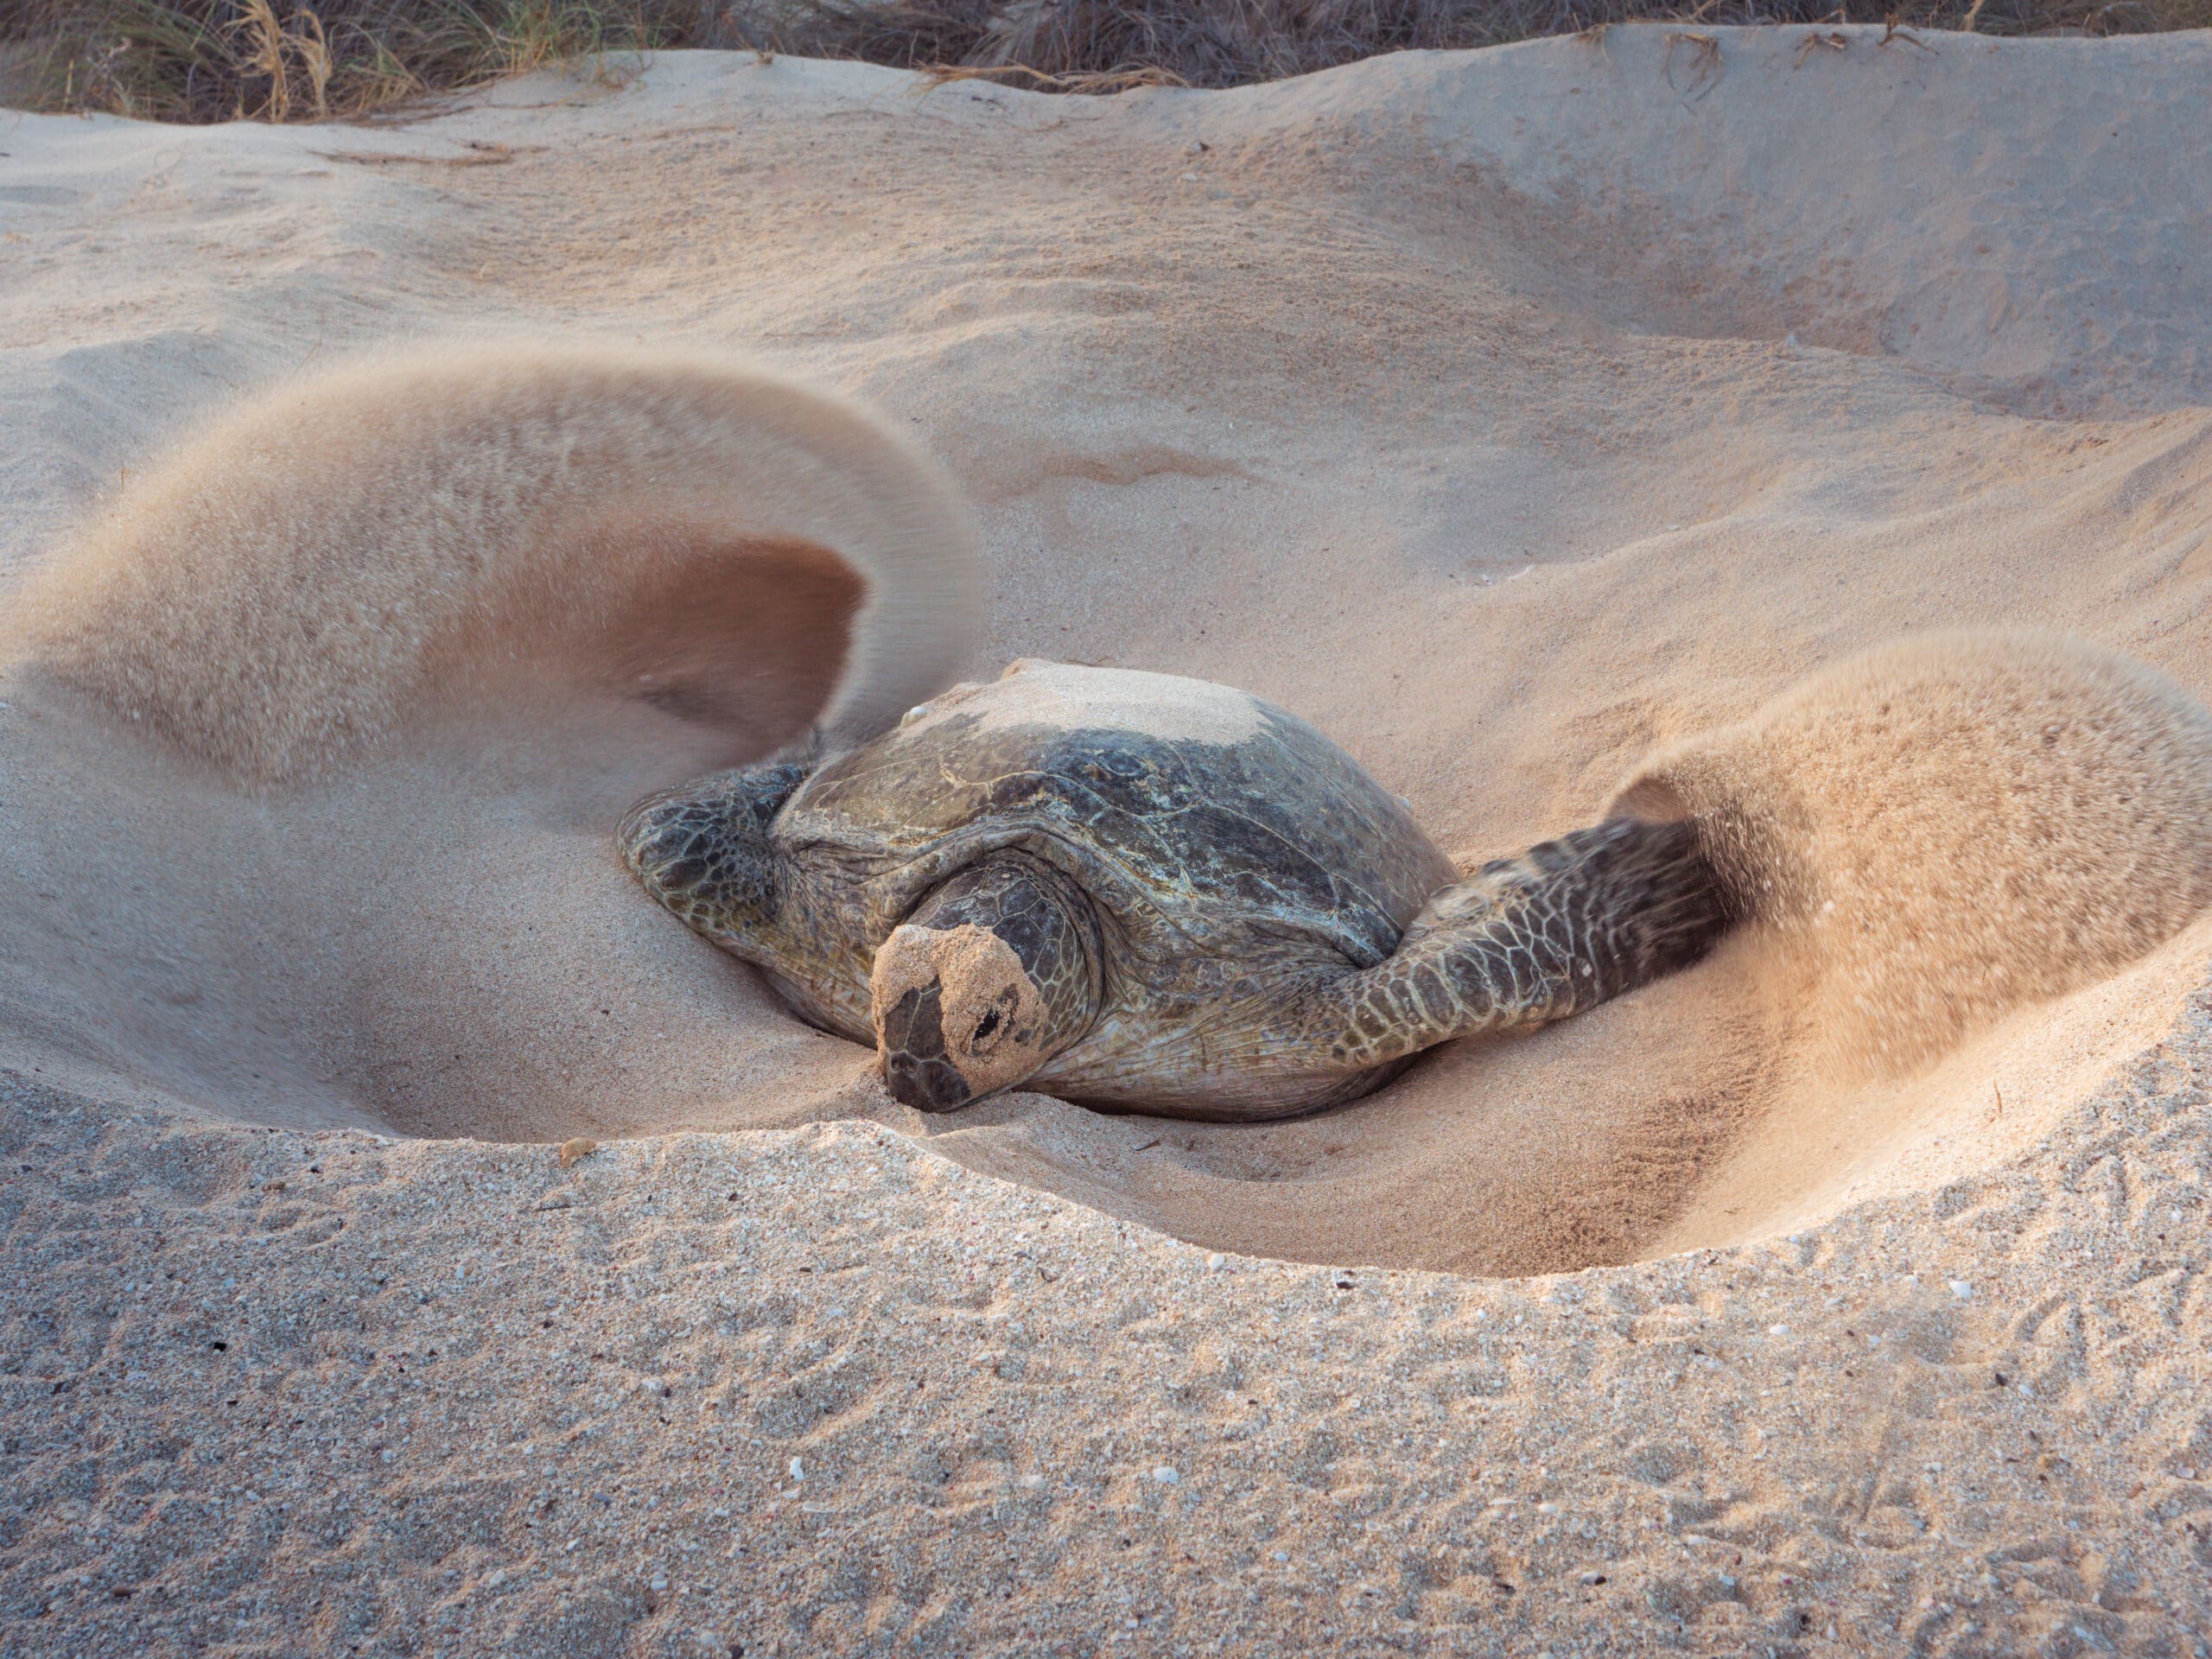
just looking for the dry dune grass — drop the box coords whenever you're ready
[3,0,694,122]
[713,0,2212,88]
[10,0,2211,120]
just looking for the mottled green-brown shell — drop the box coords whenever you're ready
[785,660,1456,971]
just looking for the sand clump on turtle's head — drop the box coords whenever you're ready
[871,923,1056,1112]
[1618,629,2212,1077]
[866,842,1108,1112]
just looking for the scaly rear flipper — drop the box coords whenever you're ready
[1306,817,1733,1072]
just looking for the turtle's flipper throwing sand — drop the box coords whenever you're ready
[1300,817,1729,1071]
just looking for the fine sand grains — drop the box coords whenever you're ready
[4,1036,2209,1656]
[10,342,981,779]
[3,29,2212,1656]
[1626,631,2212,1076]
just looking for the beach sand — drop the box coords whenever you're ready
[2,29,2209,1654]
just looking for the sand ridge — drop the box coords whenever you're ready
[12,341,982,779]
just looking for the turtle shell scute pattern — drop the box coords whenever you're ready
[779,699,1455,972]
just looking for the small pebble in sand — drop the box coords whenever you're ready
[788,1458,805,1482]
[1948,1280,1974,1300]
[557,1137,597,1168]
[1152,1465,1180,1484]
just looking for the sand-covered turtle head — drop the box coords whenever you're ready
[621,760,1105,1113]
[868,855,1103,1113]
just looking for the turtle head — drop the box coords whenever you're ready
[869,854,1101,1114]
[617,763,807,953]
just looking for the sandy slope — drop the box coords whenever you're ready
[2,27,2211,1655]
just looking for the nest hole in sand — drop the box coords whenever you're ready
[9,350,2211,1278]
[9,623,2210,1281]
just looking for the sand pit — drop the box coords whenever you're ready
[3,27,2211,1656]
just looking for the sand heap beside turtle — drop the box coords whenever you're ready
[621,659,1730,1121]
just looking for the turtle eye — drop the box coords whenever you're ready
[968,986,1020,1054]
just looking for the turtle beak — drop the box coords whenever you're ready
[878,978,974,1114]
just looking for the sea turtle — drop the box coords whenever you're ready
[619,659,1730,1121]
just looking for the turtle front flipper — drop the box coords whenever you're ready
[618,760,811,957]
[871,851,1103,1113]
[1305,817,1734,1075]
